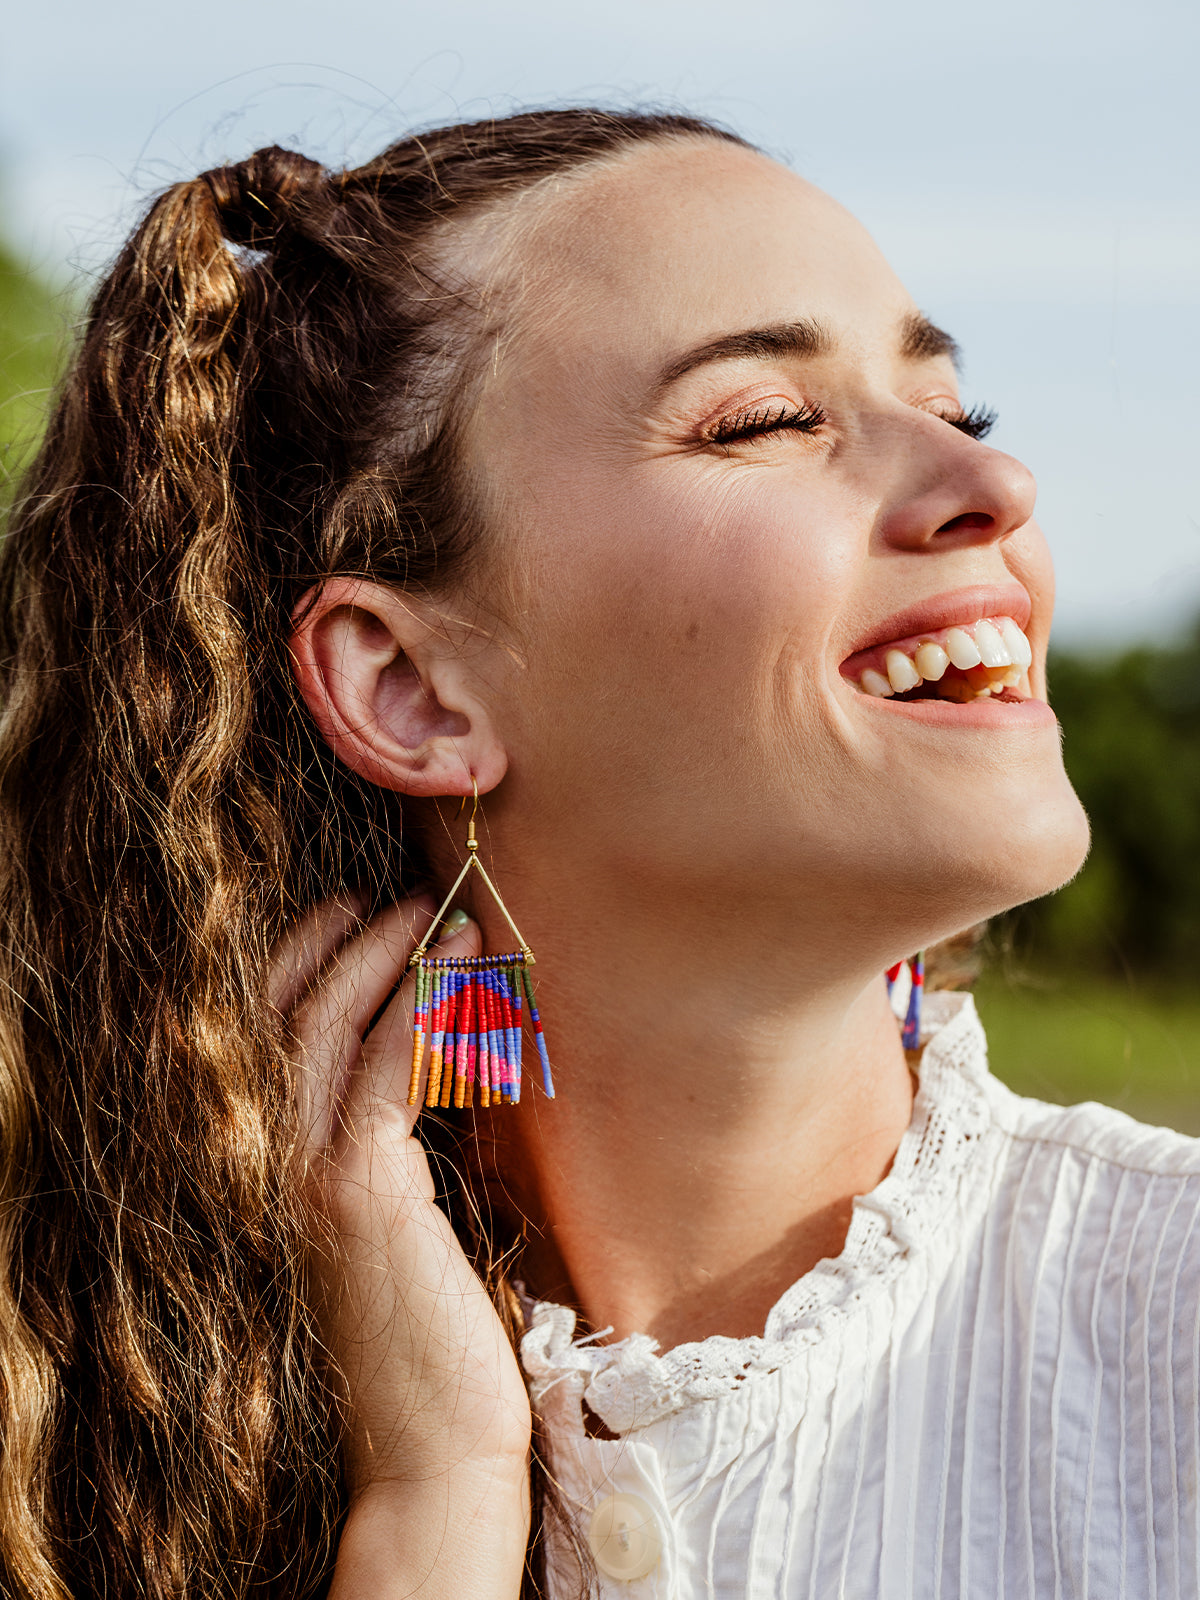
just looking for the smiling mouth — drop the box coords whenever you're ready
[842,615,1034,703]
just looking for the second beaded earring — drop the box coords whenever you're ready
[405,782,554,1111]
[886,952,925,1051]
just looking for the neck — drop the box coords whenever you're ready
[475,877,915,1351]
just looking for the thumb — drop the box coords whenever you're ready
[426,906,484,965]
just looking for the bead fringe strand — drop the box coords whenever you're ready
[406,951,555,1109]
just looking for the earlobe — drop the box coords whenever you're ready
[288,578,507,797]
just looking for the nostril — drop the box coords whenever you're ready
[936,511,994,535]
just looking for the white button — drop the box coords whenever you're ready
[587,1492,662,1581]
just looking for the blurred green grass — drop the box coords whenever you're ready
[0,242,71,497]
[975,973,1200,1135]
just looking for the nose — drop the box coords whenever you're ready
[875,420,1038,553]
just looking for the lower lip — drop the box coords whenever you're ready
[850,693,1059,730]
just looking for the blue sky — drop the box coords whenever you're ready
[4,0,1197,644]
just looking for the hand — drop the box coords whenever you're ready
[270,896,531,1595]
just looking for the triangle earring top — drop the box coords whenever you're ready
[405,781,554,1110]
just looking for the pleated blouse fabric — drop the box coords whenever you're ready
[520,993,1200,1599]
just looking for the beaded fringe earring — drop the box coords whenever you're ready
[406,782,554,1110]
[886,951,925,1051]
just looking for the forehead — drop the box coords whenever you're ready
[487,139,915,399]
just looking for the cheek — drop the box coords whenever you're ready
[1003,520,1056,643]
[519,465,854,744]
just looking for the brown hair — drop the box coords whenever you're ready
[0,109,747,1598]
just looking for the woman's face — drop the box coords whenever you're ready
[462,137,1089,957]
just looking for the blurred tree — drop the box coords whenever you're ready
[1008,634,1200,981]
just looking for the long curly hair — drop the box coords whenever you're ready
[0,108,746,1598]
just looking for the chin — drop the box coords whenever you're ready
[921,775,1092,934]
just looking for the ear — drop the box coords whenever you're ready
[288,578,507,797]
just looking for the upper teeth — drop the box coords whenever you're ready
[856,616,1033,699]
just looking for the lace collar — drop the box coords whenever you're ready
[519,992,995,1434]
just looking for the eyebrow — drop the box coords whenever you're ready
[650,309,961,397]
[652,318,832,394]
[898,311,961,370]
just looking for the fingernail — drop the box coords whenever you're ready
[441,908,470,935]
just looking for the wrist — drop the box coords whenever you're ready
[331,1460,530,1599]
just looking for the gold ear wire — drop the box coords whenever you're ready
[411,777,531,963]
[456,777,480,846]
[466,776,480,853]
[406,777,554,1110]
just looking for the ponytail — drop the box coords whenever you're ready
[0,147,345,1598]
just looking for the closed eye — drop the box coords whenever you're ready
[708,400,827,447]
[937,403,997,442]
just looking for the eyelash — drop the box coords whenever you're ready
[707,399,998,446]
[709,401,826,445]
[939,403,998,441]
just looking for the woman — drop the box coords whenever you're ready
[0,106,1193,1599]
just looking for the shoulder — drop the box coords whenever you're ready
[977,1074,1200,1364]
[916,995,1200,1285]
[925,995,1200,1324]
[982,1062,1200,1270]
[923,988,1200,1180]
[985,1070,1200,1180]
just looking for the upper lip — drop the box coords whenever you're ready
[840,583,1034,665]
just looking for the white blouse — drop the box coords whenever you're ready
[520,993,1200,1598]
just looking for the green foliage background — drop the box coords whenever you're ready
[0,243,69,497]
[1027,640,1200,979]
[979,637,1200,1129]
[1,239,1198,1128]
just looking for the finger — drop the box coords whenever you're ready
[267,890,369,1015]
[345,914,484,1134]
[292,897,433,1155]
